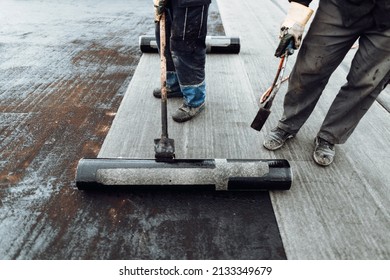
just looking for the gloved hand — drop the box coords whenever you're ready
[154,0,167,22]
[275,2,313,57]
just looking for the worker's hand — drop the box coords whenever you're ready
[275,2,313,57]
[154,0,167,22]
[274,34,295,58]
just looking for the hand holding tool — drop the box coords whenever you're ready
[251,40,294,131]
[277,2,313,52]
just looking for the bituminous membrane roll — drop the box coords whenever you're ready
[96,159,268,190]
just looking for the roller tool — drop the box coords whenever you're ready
[154,11,175,161]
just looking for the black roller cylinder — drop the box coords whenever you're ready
[139,35,240,54]
[75,158,292,191]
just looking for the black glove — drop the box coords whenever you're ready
[275,34,295,57]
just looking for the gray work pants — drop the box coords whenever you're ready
[278,0,390,144]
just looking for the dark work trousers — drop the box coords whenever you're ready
[278,0,390,144]
[155,1,209,108]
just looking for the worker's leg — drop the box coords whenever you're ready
[318,26,390,144]
[169,2,209,109]
[277,0,360,135]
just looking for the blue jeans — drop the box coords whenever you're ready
[155,1,209,107]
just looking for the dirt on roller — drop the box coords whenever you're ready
[0,0,286,260]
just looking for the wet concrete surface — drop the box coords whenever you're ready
[0,0,285,259]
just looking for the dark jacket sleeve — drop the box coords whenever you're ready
[289,0,312,6]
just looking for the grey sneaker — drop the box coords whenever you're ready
[172,103,205,123]
[263,127,294,150]
[153,88,183,98]
[313,137,335,166]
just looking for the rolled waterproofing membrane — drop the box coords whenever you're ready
[139,35,241,54]
[76,158,292,191]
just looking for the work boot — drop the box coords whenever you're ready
[153,71,183,98]
[172,103,205,123]
[153,88,183,98]
[313,137,335,166]
[263,127,294,150]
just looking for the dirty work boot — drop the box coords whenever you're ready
[172,103,205,123]
[313,137,335,166]
[263,127,294,150]
[153,71,183,98]
[153,88,183,98]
